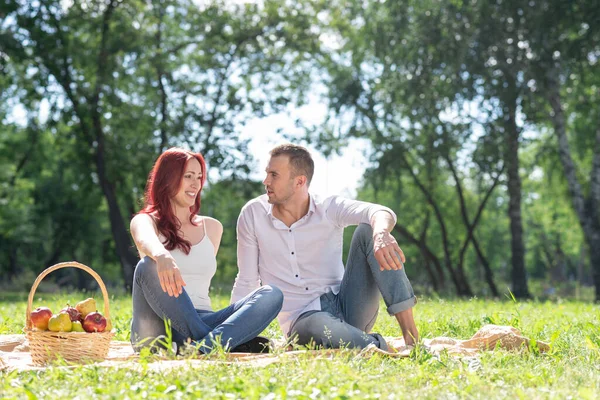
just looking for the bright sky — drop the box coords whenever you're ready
[239,103,370,198]
[7,0,372,197]
[11,98,369,198]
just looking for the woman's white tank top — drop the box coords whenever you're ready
[147,218,217,311]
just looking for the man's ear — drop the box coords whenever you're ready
[296,175,307,188]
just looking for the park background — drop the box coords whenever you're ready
[1,1,600,398]
[1,0,599,301]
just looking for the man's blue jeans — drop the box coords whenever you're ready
[130,257,283,353]
[289,224,417,350]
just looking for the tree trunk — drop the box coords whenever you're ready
[590,236,600,302]
[418,211,445,290]
[392,225,465,294]
[7,242,19,280]
[472,237,500,297]
[421,255,439,292]
[399,154,472,296]
[88,0,137,290]
[90,98,137,290]
[504,97,530,299]
[443,143,502,298]
[95,148,138,290]
[546,69,600,302]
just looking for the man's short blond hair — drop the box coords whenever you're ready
[270,144,315,186]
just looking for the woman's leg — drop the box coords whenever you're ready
[193,285,283,353]
[130,257,212,351]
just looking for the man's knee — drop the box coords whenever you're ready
[353,223,374,248]
[290,312,342,347]
[355,223,373,238]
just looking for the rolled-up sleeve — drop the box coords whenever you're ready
[325,196,397,228]
[230,204,261,303]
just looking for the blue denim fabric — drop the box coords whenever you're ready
[130,256,283,353]
[289,224,416,350]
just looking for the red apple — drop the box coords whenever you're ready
[82,311,107,333]
[60,305,82,322]
[30,307,53,330]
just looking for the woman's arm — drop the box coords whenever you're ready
[130,213,166,259]
[203,216,223,255]
[130,213,186,297]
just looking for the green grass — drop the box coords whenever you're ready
[1,291,599,399]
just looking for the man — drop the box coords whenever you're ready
[231,144,418,350]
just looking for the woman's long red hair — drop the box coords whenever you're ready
[138,148,207,255]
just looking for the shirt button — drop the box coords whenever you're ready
[291,251,294,255]
[289,229,292,232]
[305,287,309,290]
[295,274,298,277]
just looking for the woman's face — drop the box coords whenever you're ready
[172,157,203,209]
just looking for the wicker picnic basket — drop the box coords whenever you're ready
[24,261,115,365]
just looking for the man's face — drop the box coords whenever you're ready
[263,155,296,205]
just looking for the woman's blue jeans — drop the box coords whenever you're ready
[289,224,417,351]
[130,256,283,353]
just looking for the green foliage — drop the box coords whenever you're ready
[308,0,599,297]
[0,0,322,286]
[1,0,598,299]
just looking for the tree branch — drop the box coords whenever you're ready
[353,103,468,292]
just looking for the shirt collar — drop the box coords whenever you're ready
[307,193,316,215]
[266,194,316,218]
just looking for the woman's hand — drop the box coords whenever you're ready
[155,252,186,297]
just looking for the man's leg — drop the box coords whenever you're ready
[339,223,418,345]
[289,306,388,350]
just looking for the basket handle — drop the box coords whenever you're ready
[25,261,111,330]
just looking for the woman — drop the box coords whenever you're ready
[130,147,282,353]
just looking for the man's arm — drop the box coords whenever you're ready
[370,210,406,271]
[326,196,405,271]
[230,206,261,303]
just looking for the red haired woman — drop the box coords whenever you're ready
[130,148,282,353]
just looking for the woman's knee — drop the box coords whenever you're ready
[133,256,157,282]
[256,285,284,311]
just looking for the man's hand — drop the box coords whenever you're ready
[373,230,406,271]
[156,253,186,297]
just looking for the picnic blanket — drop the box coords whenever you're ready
[0,324,549,373]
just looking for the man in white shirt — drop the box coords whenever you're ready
[231,144,418,350]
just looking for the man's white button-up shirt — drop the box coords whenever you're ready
[231,193,397,336]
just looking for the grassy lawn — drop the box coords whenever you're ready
[1,291,599,399]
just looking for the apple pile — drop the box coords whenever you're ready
[30,298,112,333]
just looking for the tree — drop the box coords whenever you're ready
[522,0,600,300]
[308,0,508,296]
[1,0,321,288]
